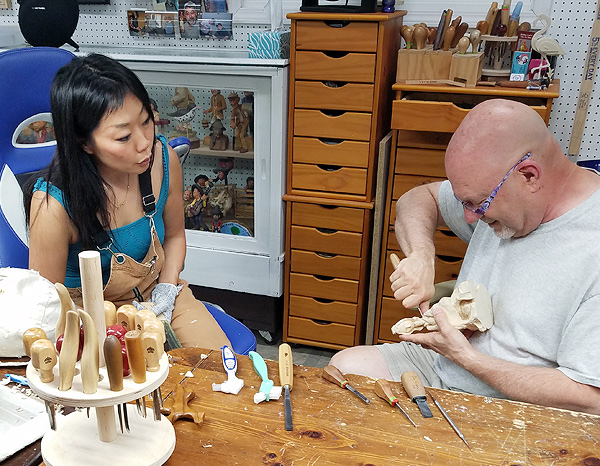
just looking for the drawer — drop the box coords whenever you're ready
[395,147,447,178]
[382,251,462,297]
[291,202,365,232]
[391,99,549,133]
[293,137,370,169]
[295,51,376,83]
[386,228,467,258]
[289,272,359,303]
[294,109,372,141]
[291,225,362,257]
[295,81,374,112]
[295,20,379,53]
[290,249,362,281]
[291,163,367,196]
[391,174,446,202]
[288,294,357,325]
[378,296,420,342]
[288,315,355,347]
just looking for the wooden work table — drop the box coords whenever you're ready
[160,348,600,465]
[6,347,599,465]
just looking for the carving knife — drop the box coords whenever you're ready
[322,365,370,404]
[401,371,433,418]
[374,379,417,427]
[278,343,294,431]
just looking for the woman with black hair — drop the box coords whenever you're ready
[25,53,231,350]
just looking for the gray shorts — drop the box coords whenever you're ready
[378,342,449,389]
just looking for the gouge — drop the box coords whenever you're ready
[374,379,416,427]
[401,371,433,418]
[279,343,294,431]
[323,365,370,404]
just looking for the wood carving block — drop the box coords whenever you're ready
[161,384,205,427]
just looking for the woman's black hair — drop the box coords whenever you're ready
[24,53,155,249]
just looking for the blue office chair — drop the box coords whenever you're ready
[0,47,75,269]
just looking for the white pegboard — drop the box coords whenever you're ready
[0,1,262,50]
[546,0,599,161]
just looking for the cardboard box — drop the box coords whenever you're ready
[449,52,484,87]
[248,28,291,59]
[396,48,453,81]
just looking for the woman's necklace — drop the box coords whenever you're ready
[113,174,131,209]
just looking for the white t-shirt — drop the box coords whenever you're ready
[434,179,600,398]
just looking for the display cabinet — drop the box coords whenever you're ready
[100,48,289,301]
[373,81,560,344]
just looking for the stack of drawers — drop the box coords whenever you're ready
[284,11,404,350]
[373,82,560,344]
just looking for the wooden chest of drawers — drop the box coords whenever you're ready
[372,82,560,344]
[284,11,405,350]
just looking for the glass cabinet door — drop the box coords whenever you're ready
[147,84,255,237]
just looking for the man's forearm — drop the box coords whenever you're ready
[395,182,444,261]
[457,348,600,415]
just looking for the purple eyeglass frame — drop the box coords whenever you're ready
[454,152,532,215]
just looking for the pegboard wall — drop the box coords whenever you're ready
[1,1,600,160]
[0,1,263,50]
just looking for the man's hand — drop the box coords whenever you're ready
[389,253,436,314]
[397,307,474,362]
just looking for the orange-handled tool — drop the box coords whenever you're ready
[374,379,416,427]
[323,365,370,404]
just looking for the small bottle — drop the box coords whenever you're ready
[382,0,395,13]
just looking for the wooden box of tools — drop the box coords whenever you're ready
[449,51,484,86]
[396,48,453,81]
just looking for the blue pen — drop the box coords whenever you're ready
[5,373,29,386]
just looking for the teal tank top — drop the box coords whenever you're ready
[32,135,170,287]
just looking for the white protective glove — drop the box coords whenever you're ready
[133,283,181,323]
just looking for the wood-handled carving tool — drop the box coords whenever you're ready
[427,389,471,448]
[413,25,428,50]
[401,371,433,418]
[58,310,80,391]
[428,27,437,45]
[442,25,455,51]
[400,25,414,49]
[457,36,471,54]
[249,351,281,403]
[442,9,453,39]
[103,335,124,391]
[485,2,499,34]
[470,30,482,53]
[104,300,117,327]
[22,327,48,357]
[54,282,74,339]
[30,339,57,383]
[125,329,146,384]
[450,15,461,29]
[390,252,400,269]
[142,331,162,372]
[451,22,469,48]
[322,365,370,404]
[501,0,511,26]
[78,309,100,394]
[117,304,137,331]
[279,343,294,431]
[374,379,417,427]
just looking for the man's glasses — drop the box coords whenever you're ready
[454,152,532,216]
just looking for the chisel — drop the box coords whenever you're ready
[322,365,370,404]
[279,343,294,431]
[374,379,416,427]
[401,371,433,418]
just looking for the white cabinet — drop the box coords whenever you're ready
[98,47,289,298]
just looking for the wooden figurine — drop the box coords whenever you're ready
[209,118,229,151]
[244,176,254,194]
[227,92,250,153]
[168,87,200,147]
[203,89,227,122]
[211,205,223,232]
[392,280,493,335]
[188,184,209,231]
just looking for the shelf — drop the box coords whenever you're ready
[190,145,254,159]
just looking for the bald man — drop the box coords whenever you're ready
[330,99,600,415]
